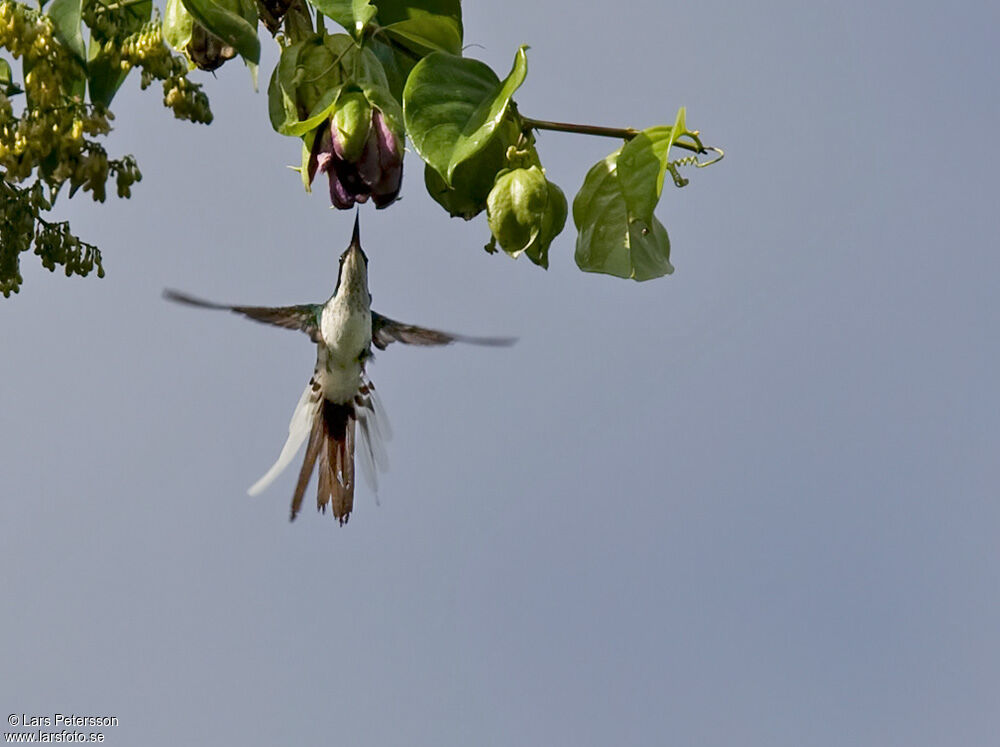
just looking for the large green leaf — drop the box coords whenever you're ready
[47,0,87,67]
[615,107,687,224]
[403,46,527,185]
[307,0,376,36]
[573,152,673,281]
[179,0,260,64]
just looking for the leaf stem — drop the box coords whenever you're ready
[521,116,707,153]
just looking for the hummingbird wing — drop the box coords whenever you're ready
[164,289,322,342]
[370,311,516,350]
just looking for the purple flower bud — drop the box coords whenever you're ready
[329,172,355,210]
[306,106,405,210]
[370,109,403,208]
[356,130,382,192]
[331,131,348,162]
[308,124,333,186]
[373,109,400,163]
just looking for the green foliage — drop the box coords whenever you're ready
[1,0,722,297]
[574,151,673,281]
[264,2,720,280]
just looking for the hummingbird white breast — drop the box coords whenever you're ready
[318,247,372,404]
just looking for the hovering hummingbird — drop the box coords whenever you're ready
[165,215,513,524]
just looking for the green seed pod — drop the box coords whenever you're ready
[524,179,567,269]
[330,91,371,163]
[486,166,567,267]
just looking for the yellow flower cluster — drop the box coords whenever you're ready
[0,1,210,202]
[0,2,113,196]
[118,22,213,124]
[0,1,56,60]
[0,0,212,293]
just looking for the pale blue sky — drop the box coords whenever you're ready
[3,1,999,745]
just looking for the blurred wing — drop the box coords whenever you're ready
[370,311,515,351]
[164,289,322,341]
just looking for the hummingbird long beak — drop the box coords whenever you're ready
[335,212,369,300]
[343,211,367,265]
[350,211,362,251]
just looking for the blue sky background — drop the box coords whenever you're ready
[3,1,999,744]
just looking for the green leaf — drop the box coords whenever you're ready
[86,38,129,107]
[164,0,195,53]
[307,0,376,36]
[47,0,87,67]
[283,0,315,41]
[267,57,296,132]
[298,135,313,192]
[375,0,460,26]
[573,152,673,281]
[423,130,509,219]
[125,0,154,33]
[179,0,260,64]
[267,34,399,137]
[403,46,527,185]
[381,15,461,56]
[367,35,408,100]
[267,36,340,134]
[353,50,402,130]
[616,107,687,223]
[0,58,21,95]
[373,0,462,66]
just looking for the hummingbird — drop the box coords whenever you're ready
[164,215,513,524]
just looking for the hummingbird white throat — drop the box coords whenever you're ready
[165,215,513,524]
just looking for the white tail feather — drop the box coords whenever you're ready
[355,377,391,493]
[248,381,320,496]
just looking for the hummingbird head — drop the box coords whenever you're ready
[334,212,370,301]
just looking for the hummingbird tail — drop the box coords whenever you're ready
[255,372,387,524]
[316,400,356,525]
[290,400,356,524]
